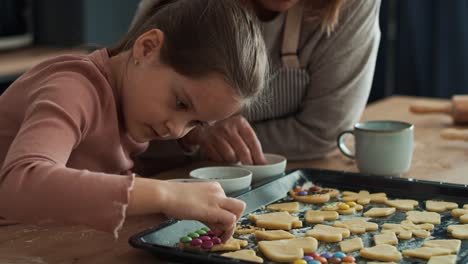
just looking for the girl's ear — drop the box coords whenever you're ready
[132,29,165,64]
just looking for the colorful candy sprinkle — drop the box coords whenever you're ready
[206,230,216,236]
[212,237,221,244]
[292,259,307,264]
[305,253,319,258]
[201,240,214,249]
[320,252,332,259]
[303,256,314,261]
[314,256,328,263]
[179,236,192,243]
[308,261,321,264]
[346,201,357,207]
[196,229,207,235]
[332,252,346,259]
[294,187,303,192]
[190,238,202,246]
[309,186,321,192]
[201,227,210,232]
[298,190,308,196]
[338,203,350,210]
[328,257,342,264]
[188,232,200,238]
[342,256,355,262]
[200,235,211,241]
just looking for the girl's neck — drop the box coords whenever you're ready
[247,1,281,21]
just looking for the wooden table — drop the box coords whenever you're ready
[1,96,467,264]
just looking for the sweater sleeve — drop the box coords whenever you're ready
[0,74,134,237]
[252,0,381,160]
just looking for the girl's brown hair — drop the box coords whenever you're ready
[109,0,268,107]
[304,0,345,35]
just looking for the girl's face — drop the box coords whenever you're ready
[251,0,300,12]
[118,29,241,143]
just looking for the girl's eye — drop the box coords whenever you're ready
[176,97,188,110]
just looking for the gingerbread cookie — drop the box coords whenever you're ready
[254,230,295,241]
[221,249,264,263]
[406,211,441,224]
[305,224,350,242]
[322,201,363,215]
[363,207,396,217]
[180,237,248,252]
[360,244,402,262]
[402,247,452,260]
[333,218,378,234]
[385,199,419,210]
[304,210,339,224]
[266,202,300,213]
[427,255,457,264]
[447,224,468,239]
[258,237,318,263]
[423,239,461,254]
[339,237,364,253]
[451,208,468,223]
[248,212,302,230]
[341,190,387,205]
[235,224,264,235]
[382,220,434,239]
[374,232,398,245]
[425,201,458,212]
[288,186,339,204]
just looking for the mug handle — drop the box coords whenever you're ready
[337,130,355,159]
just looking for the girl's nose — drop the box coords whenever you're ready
[166,119,190,139]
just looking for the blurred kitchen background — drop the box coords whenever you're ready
[1,0,468,102]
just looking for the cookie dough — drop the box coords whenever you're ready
[451,208,468,223]
[339,237,364,253]
[211,238,248,252]
[258,237,318,263]
[341,190,387,205]
[360,244,402,262]
[333,218,379,234]
[266,202,300,213]
[304,210,339,223]
[406,211,441,224]
[322,202,363,215]
[289,190,331,204]
[402,247,452,260]
[382,220,434,239]
[248,212,302,230]
[423,239,461,253]
[385,199,419,210]
[447,224,468,239]
[306,224,350,242]
[427,255,457,264]
[254,230,295,241]
[425,201,458,212]
[363,207,396,217]
[374,232,398,245]
[221,249,264,263]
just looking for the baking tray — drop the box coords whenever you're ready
[129,168,468,263]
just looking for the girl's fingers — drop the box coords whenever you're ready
[221,197,246,221]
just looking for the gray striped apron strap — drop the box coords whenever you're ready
[281,0,304,68]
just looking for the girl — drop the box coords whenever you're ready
[0,0,268,241]
[135,0,381,169]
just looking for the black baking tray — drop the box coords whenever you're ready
[129,168,468,264]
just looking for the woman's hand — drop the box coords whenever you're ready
[182,115,267,165]
[159,181,246,242]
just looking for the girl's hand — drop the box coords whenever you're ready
[182,115,267,165]
[159,181,246,242]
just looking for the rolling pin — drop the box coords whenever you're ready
[409,95,468,124]
[440,128,468,141]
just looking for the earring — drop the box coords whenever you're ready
[133,59,140,66]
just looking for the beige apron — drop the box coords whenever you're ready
[245,1,311,122]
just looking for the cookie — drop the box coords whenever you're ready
[341,190,387,205]
[423,239,461,253]
[304,210,339,223]
[322,202,363,215]
[427,255,457,264]
[211,238,248,252]
[360,244,402,262]
[248,212,302,230]
[289,186,339,204]
[451,208,468,223]
[385,199,419,210]
[333,218,378,234]
[305,224,350,242]
[254,230,295,241]
[363,207,396,217]
[258,237,318,262]
[221,249,264,263]
[402,247,452,260]
[425,201,458,212]
[447,224,468,239]
[406,211,441,224]
[266,202,300,213]
[235,224,264,235]
[339,237,363,253]
[374,232,398,245]
[382,220,434,239]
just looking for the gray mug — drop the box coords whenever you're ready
[337,120,414,176]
